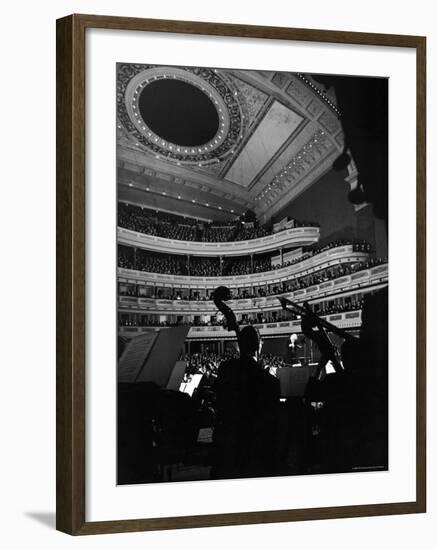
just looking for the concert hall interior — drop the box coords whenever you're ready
[116,63,389,485]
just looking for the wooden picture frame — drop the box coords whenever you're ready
[56,13,426,535]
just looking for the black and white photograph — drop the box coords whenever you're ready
[116,63,389,485]
[0,0,432,543]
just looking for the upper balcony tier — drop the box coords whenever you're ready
[117,225,320,257]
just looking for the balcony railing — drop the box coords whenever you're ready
[117,225,320,257]
[118,310,363,340]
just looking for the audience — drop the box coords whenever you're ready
[189,257,221,277]
[119,244,384,298]
[118,202,318,243]
[182,350,289,384]
[118,238,375,277]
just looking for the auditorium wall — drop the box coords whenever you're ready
[273,168,387,256]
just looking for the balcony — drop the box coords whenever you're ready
[118,245,375,288]
[117,224,320,257]
[118,262,388,315]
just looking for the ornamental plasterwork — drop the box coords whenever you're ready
[117,64,344,218]
[226,75,270,128]
[255,130,335,203]
[117,64,246,167]
[318,110,342,134]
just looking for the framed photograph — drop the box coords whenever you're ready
[56,14,426,535]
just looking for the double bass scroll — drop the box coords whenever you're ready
[212,286,242,349]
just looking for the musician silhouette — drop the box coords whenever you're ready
[298,294,388,472]
[212,325,281,479]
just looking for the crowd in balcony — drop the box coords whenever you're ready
[229,258,383,297]
[258,300,364,324]
[119,248,188,275]
[200,225,234,242]
[119,252,285,277]
[119,253,384,305]
[225,255,272,276]
[118,258,385,307]
[310,239,371,254]
[314,299,364,316]
[118,202,318,243]
[281,257,385,293]
[119,247,275,277]
[118,237,374,278]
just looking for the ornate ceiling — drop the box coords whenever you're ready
[117,63,344,222]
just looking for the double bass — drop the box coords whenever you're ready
[212,286,242,349]
[211,288,281,479]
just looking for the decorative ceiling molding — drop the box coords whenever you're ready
[224,100,305,187]
[226,74,270,129]
[256,147,340,222]
[217,96,274,178]
[117,64,345,221]
[255,129,334,203]
[117,147,250,202]
[117,64,246,167]
[294,73,340,116]
[118,173,244,220]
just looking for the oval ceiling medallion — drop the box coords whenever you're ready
[117,64,244,166]
[138,78,220,147]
